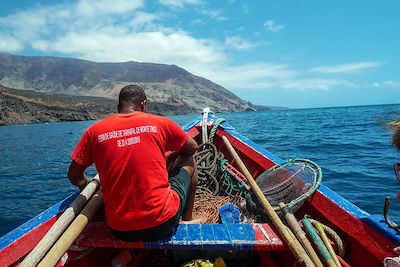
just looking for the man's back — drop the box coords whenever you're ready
[71,112,188,231]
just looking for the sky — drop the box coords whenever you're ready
[0,0,399,108]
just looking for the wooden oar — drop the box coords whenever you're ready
[20,176,100,267]
[315,223,342,267]
[221,136,315,267]
[279,202,324,267]
[302,216,337,267]
[38,191,103,267]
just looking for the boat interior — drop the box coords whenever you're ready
[2,118,399,267]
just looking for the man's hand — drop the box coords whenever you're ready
[68,160,88,190]
[166,138,198,173]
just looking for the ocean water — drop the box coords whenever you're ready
[1,104,400,237]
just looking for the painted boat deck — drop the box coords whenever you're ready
[76,222,287,251]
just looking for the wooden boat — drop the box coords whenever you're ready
[1,111,400,266]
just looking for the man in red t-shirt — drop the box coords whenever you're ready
[68,84,201,241]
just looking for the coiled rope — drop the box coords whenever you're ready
[195,143,224,195]
[193,118,248,223]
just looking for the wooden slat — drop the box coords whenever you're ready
[75,222,287,251]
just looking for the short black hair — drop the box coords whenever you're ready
[118,84,147,108]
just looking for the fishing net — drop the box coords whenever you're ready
[218,160,248,198]
[193,186,243,224]
[194,141,247,223]
[255,158,322,212]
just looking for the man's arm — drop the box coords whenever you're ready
[68,160,88,189]
[178,138,198,156]
[166,138,198,172]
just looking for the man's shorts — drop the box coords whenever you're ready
[112,167,191,242]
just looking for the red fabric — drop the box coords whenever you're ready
[71,112,189,231]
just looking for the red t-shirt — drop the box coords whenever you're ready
[71,112,189,231]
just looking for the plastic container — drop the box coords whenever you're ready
[219,204,240,224]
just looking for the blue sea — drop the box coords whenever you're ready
[1,104,400,237]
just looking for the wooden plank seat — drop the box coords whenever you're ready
[75,222,287,251]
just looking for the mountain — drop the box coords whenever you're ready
[1,52,270,107]
[0,83,224,125]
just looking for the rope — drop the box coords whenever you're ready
[219,160,247,197]
[193,119,247,224]
[308,218,345,257]
[208,118,226,143]
[195,143,224,195]
[193,186,238,224]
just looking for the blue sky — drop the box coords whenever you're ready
[0,0,399,108]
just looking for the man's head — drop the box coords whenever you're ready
[118,85,147,113]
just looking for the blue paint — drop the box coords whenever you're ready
[213,224,234,249]
[219,204,241,224]
[142,224,256,250]
[182,117,201,132]
[169,224,188,247]
[0,192,78,250]
[318,184,370,218]
[362,215,400,245]
[227,224,255,250]
[199,224,216,249]
[186,224,202,248]
[224,127,285,166]
[145,224,256,250]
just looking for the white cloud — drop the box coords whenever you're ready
[198,8,227,21]
[264,20,285,32]
[197,62,297,90]
[158,0,202,8]
[277,79,359,91]
[129,12,158,29]
[34,30,226,66]
[0,1,382,96]
[76,0,144,16]
[242,4,249,15]
[371,80,400,88]
[0,1,226,67]
[190,19,205,26]
[236,26,244,32]
[0,34,24,53]
[309,61,384,74]
[225,36,256,51]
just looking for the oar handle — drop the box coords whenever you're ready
[302,216,337,267]
[38,191,103,266]
[221,136,314,267]
[315,223,342,267]
[20,176,100,267]
[279,203,324,267]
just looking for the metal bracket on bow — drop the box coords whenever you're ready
[383,196,400,230]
